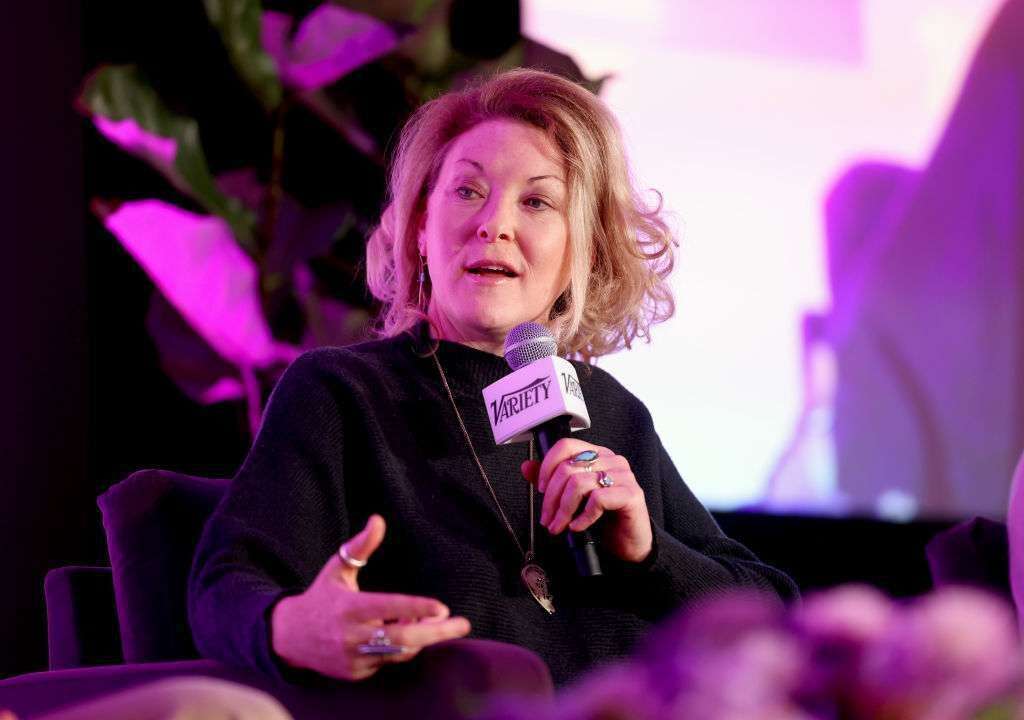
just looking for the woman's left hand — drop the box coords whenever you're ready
[521,438,653,563]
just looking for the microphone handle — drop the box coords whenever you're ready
[534,416,603,577]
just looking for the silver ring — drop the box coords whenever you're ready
[337,544,367,569]
[357,627,406,656]
[596,470,614,488]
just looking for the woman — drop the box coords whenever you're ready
[188,69,797,687]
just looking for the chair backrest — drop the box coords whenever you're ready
[926,516,1011,600]
[99,470,227,663]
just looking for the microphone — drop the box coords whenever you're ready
[482,322,602,577]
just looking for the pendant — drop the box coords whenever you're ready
[521,562,555,614]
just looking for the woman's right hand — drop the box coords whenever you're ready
[270,515,472,681]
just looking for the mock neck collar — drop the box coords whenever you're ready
[407,322,511,397]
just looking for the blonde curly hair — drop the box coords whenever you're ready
[366,68,676,360]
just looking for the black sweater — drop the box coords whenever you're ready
[188,329,798,686]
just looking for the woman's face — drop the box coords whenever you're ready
[418,119,571,353]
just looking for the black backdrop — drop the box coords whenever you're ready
[2,2,253,678]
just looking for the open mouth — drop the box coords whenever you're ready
[466,264,518,278]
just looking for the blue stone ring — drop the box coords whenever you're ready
[569,449,599,471]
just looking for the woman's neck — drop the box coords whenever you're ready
[426,310,506,357]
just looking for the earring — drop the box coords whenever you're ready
[417,256,427,309]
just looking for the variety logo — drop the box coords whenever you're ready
[490,376,553,425]
[560,371,583,401]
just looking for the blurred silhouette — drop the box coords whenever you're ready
[826,161,922,520]
[840,0,1024,518]
[764,162,917,517]
[769,0,1024,519]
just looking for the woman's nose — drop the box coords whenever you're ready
[476,197,514,242]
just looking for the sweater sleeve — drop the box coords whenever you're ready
[187,351,352,680]
[593,380,799,613]
[638,437,800,606]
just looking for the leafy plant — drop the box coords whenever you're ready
[79,0,602,435]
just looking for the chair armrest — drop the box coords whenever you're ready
[44,566,124,669]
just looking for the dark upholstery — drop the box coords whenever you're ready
[44,566,122,669]
[98,470,227,663]
[926,516,1012,600]
[0,641,553,719]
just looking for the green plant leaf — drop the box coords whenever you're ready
[204,0,284,111]
[79,65,257,252]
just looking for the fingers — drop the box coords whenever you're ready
[541,452,627,530]
[537,442,610,527]
[353,616,472,669]
[567,485,632,533]
[330,514,387,589]
[379,615,472,649]
[536,438,611,494]
[520,459,540,486]
[540,451,638,534]
[548,476,632,534]
[544,471,594,531]
[345,592,451,624]
[345,514,387,565]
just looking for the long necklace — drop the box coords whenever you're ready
[431,351,556,615]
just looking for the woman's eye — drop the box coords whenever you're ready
[524,197,550,210]
[455,186,480,200]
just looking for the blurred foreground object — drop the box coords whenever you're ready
[35,677,292,720]
[484,585,1024,720]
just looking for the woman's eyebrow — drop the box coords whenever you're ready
[455,158,564,184]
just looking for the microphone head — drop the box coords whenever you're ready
[504,322,558,370]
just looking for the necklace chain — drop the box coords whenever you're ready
[430,351,536,562]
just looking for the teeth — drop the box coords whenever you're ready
[470,266,514,276]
